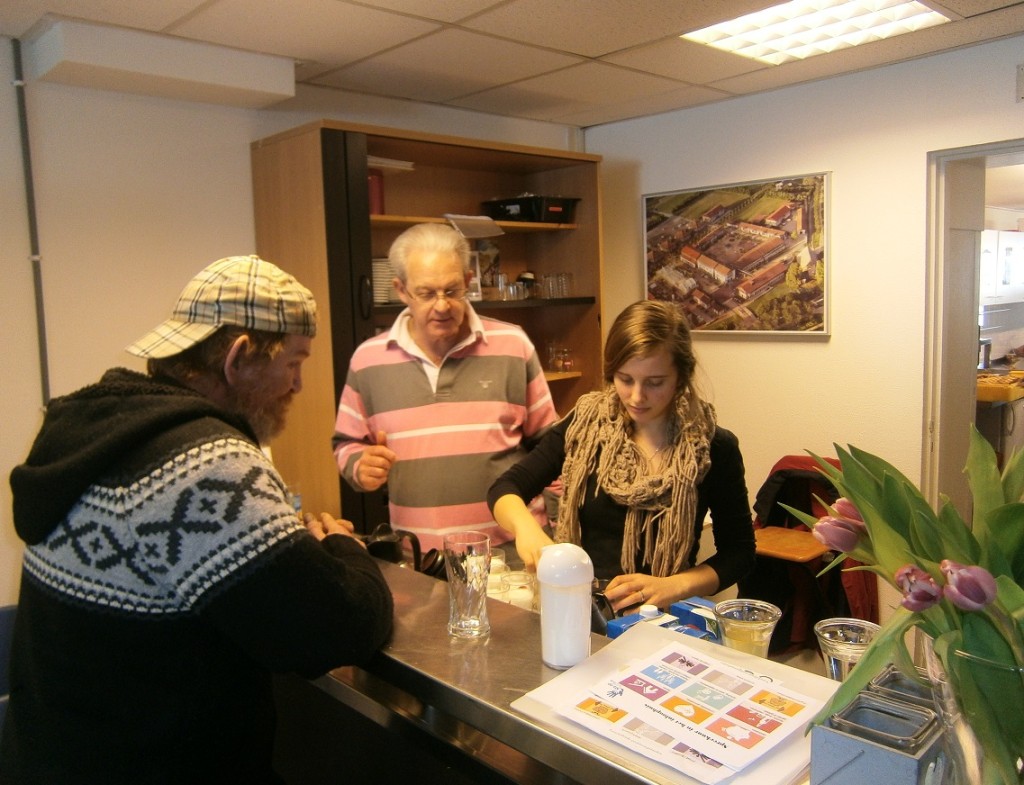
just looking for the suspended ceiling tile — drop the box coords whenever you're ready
[0,1,207,38]
[602,36,767,84]
[3,0,1024,124]
[549,84,738,127]
[169,0,439,69]
[712,2,1024,96]
[461,0,775,58]
[313,28,582,102]
[451,61,690,120]
[937,1,1024,15]
[352,0,508,23]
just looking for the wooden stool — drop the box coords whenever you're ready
[754,526,829,563]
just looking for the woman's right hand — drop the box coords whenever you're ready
[514,525,555,572]
[492,493,554,571]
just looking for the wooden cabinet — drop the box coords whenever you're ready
[251,120,603,529]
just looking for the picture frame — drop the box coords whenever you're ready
[643,173,829,336]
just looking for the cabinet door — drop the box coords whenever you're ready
[982,230,1024,304]
[321,129,389,532]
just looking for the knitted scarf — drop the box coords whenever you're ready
[555,386,716,577]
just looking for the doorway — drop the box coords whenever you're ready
[925,139,1024,515]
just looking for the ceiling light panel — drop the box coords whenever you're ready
[682,0,951,65]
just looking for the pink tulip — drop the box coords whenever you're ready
[812,515,864,552]
[895,565,943,612]
[940,560,998,611]
[833,497,864,524]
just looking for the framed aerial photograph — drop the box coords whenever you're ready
[644,173,829,335]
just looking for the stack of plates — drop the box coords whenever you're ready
[372,259,399,304]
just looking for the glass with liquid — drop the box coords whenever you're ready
[713,599,782,657]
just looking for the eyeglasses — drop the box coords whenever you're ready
[408,287,467,305]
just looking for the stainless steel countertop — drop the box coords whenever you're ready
[312,562,814,785]
[316,562,656,784]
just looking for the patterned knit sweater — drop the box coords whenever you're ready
[1,368,393,785]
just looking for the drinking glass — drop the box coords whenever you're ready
[443,532,491,638]
[713,599,782,657]
[814,617,881,681]
[502,570,537,611]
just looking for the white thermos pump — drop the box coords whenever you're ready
[537,543,594,669]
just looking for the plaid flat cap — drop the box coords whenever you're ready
[126,255,317,359]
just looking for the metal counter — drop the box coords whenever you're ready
[309,562,819,785]
[313,562,668,784]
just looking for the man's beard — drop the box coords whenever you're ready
[225,369,291,444]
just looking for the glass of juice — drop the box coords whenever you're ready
[713,599,782,657]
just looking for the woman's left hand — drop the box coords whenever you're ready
[605,565,720,613]
[604,573,666,613]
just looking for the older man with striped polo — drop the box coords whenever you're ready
[332,223,558,553]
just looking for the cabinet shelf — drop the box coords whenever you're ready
[544,371,583,382]
[370,214,577,232]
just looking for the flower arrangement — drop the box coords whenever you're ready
[789,427,1024,785]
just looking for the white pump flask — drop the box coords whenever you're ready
[537,543,594,669]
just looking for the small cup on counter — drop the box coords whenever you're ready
[501,570,537,611]
[814,617,881,681]
[713,598,782,658]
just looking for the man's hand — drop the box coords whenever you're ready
[304,512,362,544]
[356,430,396,492]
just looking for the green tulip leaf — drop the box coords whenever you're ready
[1000,443,1024,503]
[847,444,921,495]
[933,500,982,564]
[967,427,1007,525]
[907,499,947,563]
[857,502,913,577]
[948,614,1024,782]
[998,577,1024,614]
[980,504,1024,583]
[777,503,819,530]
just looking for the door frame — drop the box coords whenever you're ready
[924,138,1024,514]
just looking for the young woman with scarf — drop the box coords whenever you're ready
[487,300,756,614]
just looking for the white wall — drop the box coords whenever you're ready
[587,35,1024,522]
[2,42,37,606]
[0,38,579,607]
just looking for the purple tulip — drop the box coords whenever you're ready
[940,560,998,611]
[812,515,864,552]
[833,497,864,524]
[895,565,943,612]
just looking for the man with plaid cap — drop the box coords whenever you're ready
[3,256,393,785]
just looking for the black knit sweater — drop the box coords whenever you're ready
[1,368,393,784]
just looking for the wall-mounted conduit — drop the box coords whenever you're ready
[11,38,50,406]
